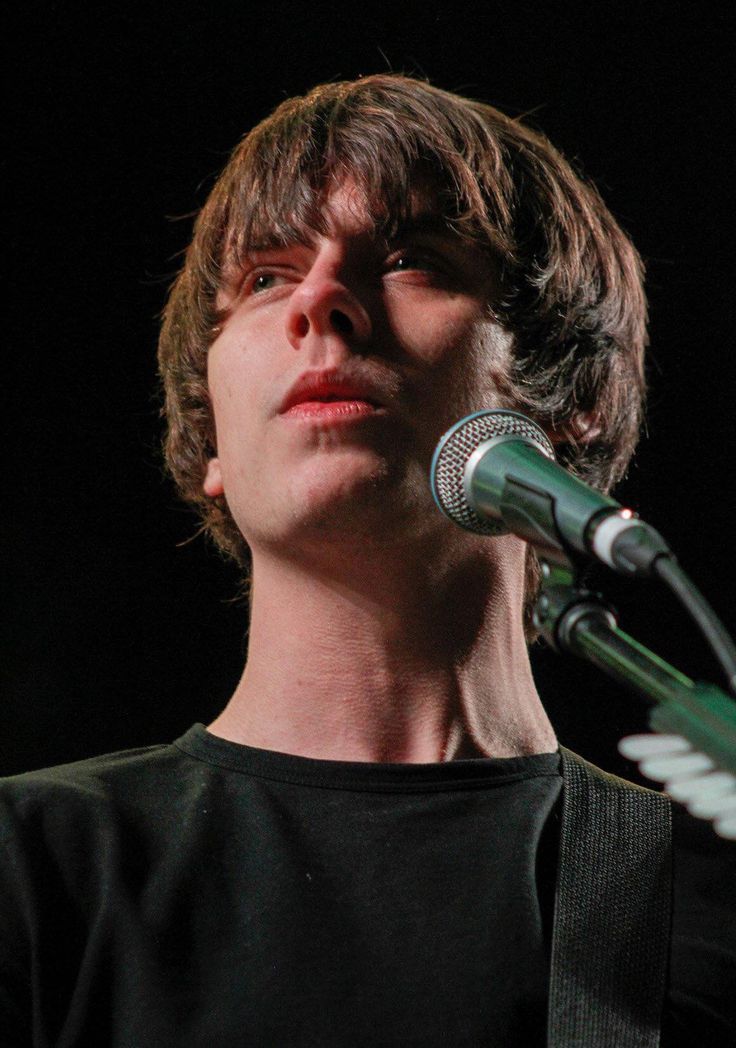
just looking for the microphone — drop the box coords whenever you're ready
[430,409,671,576]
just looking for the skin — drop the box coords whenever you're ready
[202,182,557,762]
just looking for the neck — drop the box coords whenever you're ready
[208,533,557,763]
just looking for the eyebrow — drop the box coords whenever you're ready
[385,212,458,242]
[239,231,315,255]
[240,210,461,257]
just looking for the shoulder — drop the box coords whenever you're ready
[671,798,736,914]
[559,746,658,790]
[1,741,173,788]
[670,802,736,948]
[665,804,736,1041]
[0,734,216,934]
[558,746,670,816]
[2,742,171,813]
[558,750,735,1039]
[0,735,208,852]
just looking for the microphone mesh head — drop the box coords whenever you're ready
[430,410,555,535]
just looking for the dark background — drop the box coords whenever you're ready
[6,3,735,779]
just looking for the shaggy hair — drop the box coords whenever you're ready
[158,74,647,630]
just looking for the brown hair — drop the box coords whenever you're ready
[158,74,647,625]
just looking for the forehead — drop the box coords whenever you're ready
[239,175,467,258]
[322,179,393,236]
[315,179,456,243]
[216,87,512,273]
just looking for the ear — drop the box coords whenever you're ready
[547,411,602,446]
[203,457,224,497]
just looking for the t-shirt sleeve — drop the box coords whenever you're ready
[0,789,35,1047]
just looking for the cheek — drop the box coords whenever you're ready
[206,342,260,479]
[387,301,468,363]
[388,293,506,365]
[408,314,512,405]
[207,324,275,437]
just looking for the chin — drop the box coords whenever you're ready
[232,447,434,549]
[295,450,394,504]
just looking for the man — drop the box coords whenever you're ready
[1,75,732,1046]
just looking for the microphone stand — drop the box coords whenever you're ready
[534,556,736,779]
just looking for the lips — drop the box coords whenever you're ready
[279,370,387,417]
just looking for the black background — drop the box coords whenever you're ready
[6,2,735,778]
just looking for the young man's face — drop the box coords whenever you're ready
[203,181,513,557]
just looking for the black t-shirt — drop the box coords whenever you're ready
[0,724,733,1047]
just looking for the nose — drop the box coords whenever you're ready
[285,258,372,350]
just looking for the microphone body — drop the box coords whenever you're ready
[431,410,670,576]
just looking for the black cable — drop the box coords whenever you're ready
[653,555,736,697]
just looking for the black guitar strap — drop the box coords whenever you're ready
[547,748,673,1047]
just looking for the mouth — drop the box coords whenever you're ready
[279,372,389,422]
[282,397,382,421]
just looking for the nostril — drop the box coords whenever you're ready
[330,309,354,336]
[294,315,309,338]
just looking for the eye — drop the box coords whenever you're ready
[387,251,439,273]
[247,271,283,294]
[238,260,300,297]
